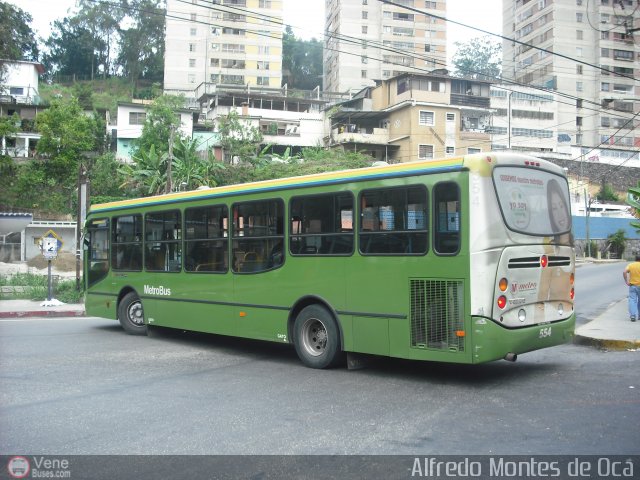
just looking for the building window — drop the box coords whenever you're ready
[188,74,196,84]
[445,146,455,155]
[129,112,146,125]
[419,110,435,126]
[601,82,610,91]
[576,65,583,74]
[576,81,583,92]
[576,30,583,40]
[190,13,196,21]
[362,25,368,34]
[576,13,583,22]
[576,47,582,57]
[361,56,368,64]
[189,58,196,67]
[259,0,271,6]
[190,28,197,36]
[257,76,270,86]
[361,70,367,79]
[362,11,368,19]
[189,43,196,52]
[418,144,434,159]
[257,61,270,70]
[576,117,583,127]
[468,147,481,154]
[446,113,456,122]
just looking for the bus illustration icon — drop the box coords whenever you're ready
[7,456,30,478]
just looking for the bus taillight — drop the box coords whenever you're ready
[570,288,575,300]
[497,295,507,309]
[570,273,575,285]
[540,255,548,268]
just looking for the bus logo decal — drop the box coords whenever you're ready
[511,281,537,293]
[143,285,172,296]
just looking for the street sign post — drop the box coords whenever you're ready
[41,237,59,301]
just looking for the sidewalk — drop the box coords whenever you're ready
[0,298,638,351]
[574,299,640,351]
[0,299,85,318]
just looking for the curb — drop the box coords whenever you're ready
[0,310,86,319]
[573,334,640,351]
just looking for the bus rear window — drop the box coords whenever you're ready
[493,167,571,236]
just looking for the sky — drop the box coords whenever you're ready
[10,0,503,68]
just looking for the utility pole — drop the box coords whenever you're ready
[165,124,175,194]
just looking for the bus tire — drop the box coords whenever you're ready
[293,305,343,369]
[118,292,147,335]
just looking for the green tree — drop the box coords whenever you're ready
[42,17,104,79]
[133,94,185,159]
[282,26,323,90]
[36,97,101,160]
[452,36,501,80]
[595,183,619,202]
[217,110,263,164]
[606,229,627,258]
[0,3,39,84]
[119,144,168,196]
[117,0,166,90]
[90,152,131,204]
[172,137,225,190]
[77,0,126,78]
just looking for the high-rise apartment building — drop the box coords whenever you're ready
[502,0,639,151]
[324,0,447,93]
[164,0,283,97]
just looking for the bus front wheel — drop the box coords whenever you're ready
[118,292,147,335]
[293,305,343,369]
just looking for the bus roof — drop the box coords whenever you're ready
[89,152,563,214]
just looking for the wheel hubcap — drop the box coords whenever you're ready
[127,301,144,326]
[301,318,328,357]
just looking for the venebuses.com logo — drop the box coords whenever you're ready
[6,456,71,478]
[7,457,30,479]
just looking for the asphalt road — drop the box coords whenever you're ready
[1,315,638,457]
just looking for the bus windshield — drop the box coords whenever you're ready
[493,166,571,236]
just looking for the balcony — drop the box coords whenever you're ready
[330,127,389,146]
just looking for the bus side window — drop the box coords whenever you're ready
[185,205,228,273]
[359,186,428,255]
[434,182,460,255]
[232,199,284,273]
[112,214,143,271]
[289,192,354,256]
[86,218,110,287]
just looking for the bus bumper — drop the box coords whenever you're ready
[471,313,575,364]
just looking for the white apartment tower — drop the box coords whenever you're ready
[502,0,639,151]
[164,0,283,97]
[324,0,448,93]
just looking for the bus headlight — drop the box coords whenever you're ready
[518,309,526,322]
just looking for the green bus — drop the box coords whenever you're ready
[84,152,575,368]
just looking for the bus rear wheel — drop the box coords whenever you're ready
[293,305,343,369]
[118,292,147,335]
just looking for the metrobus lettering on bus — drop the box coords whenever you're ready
[84,152,575,369]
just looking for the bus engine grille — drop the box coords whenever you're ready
[410,279,465,352]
